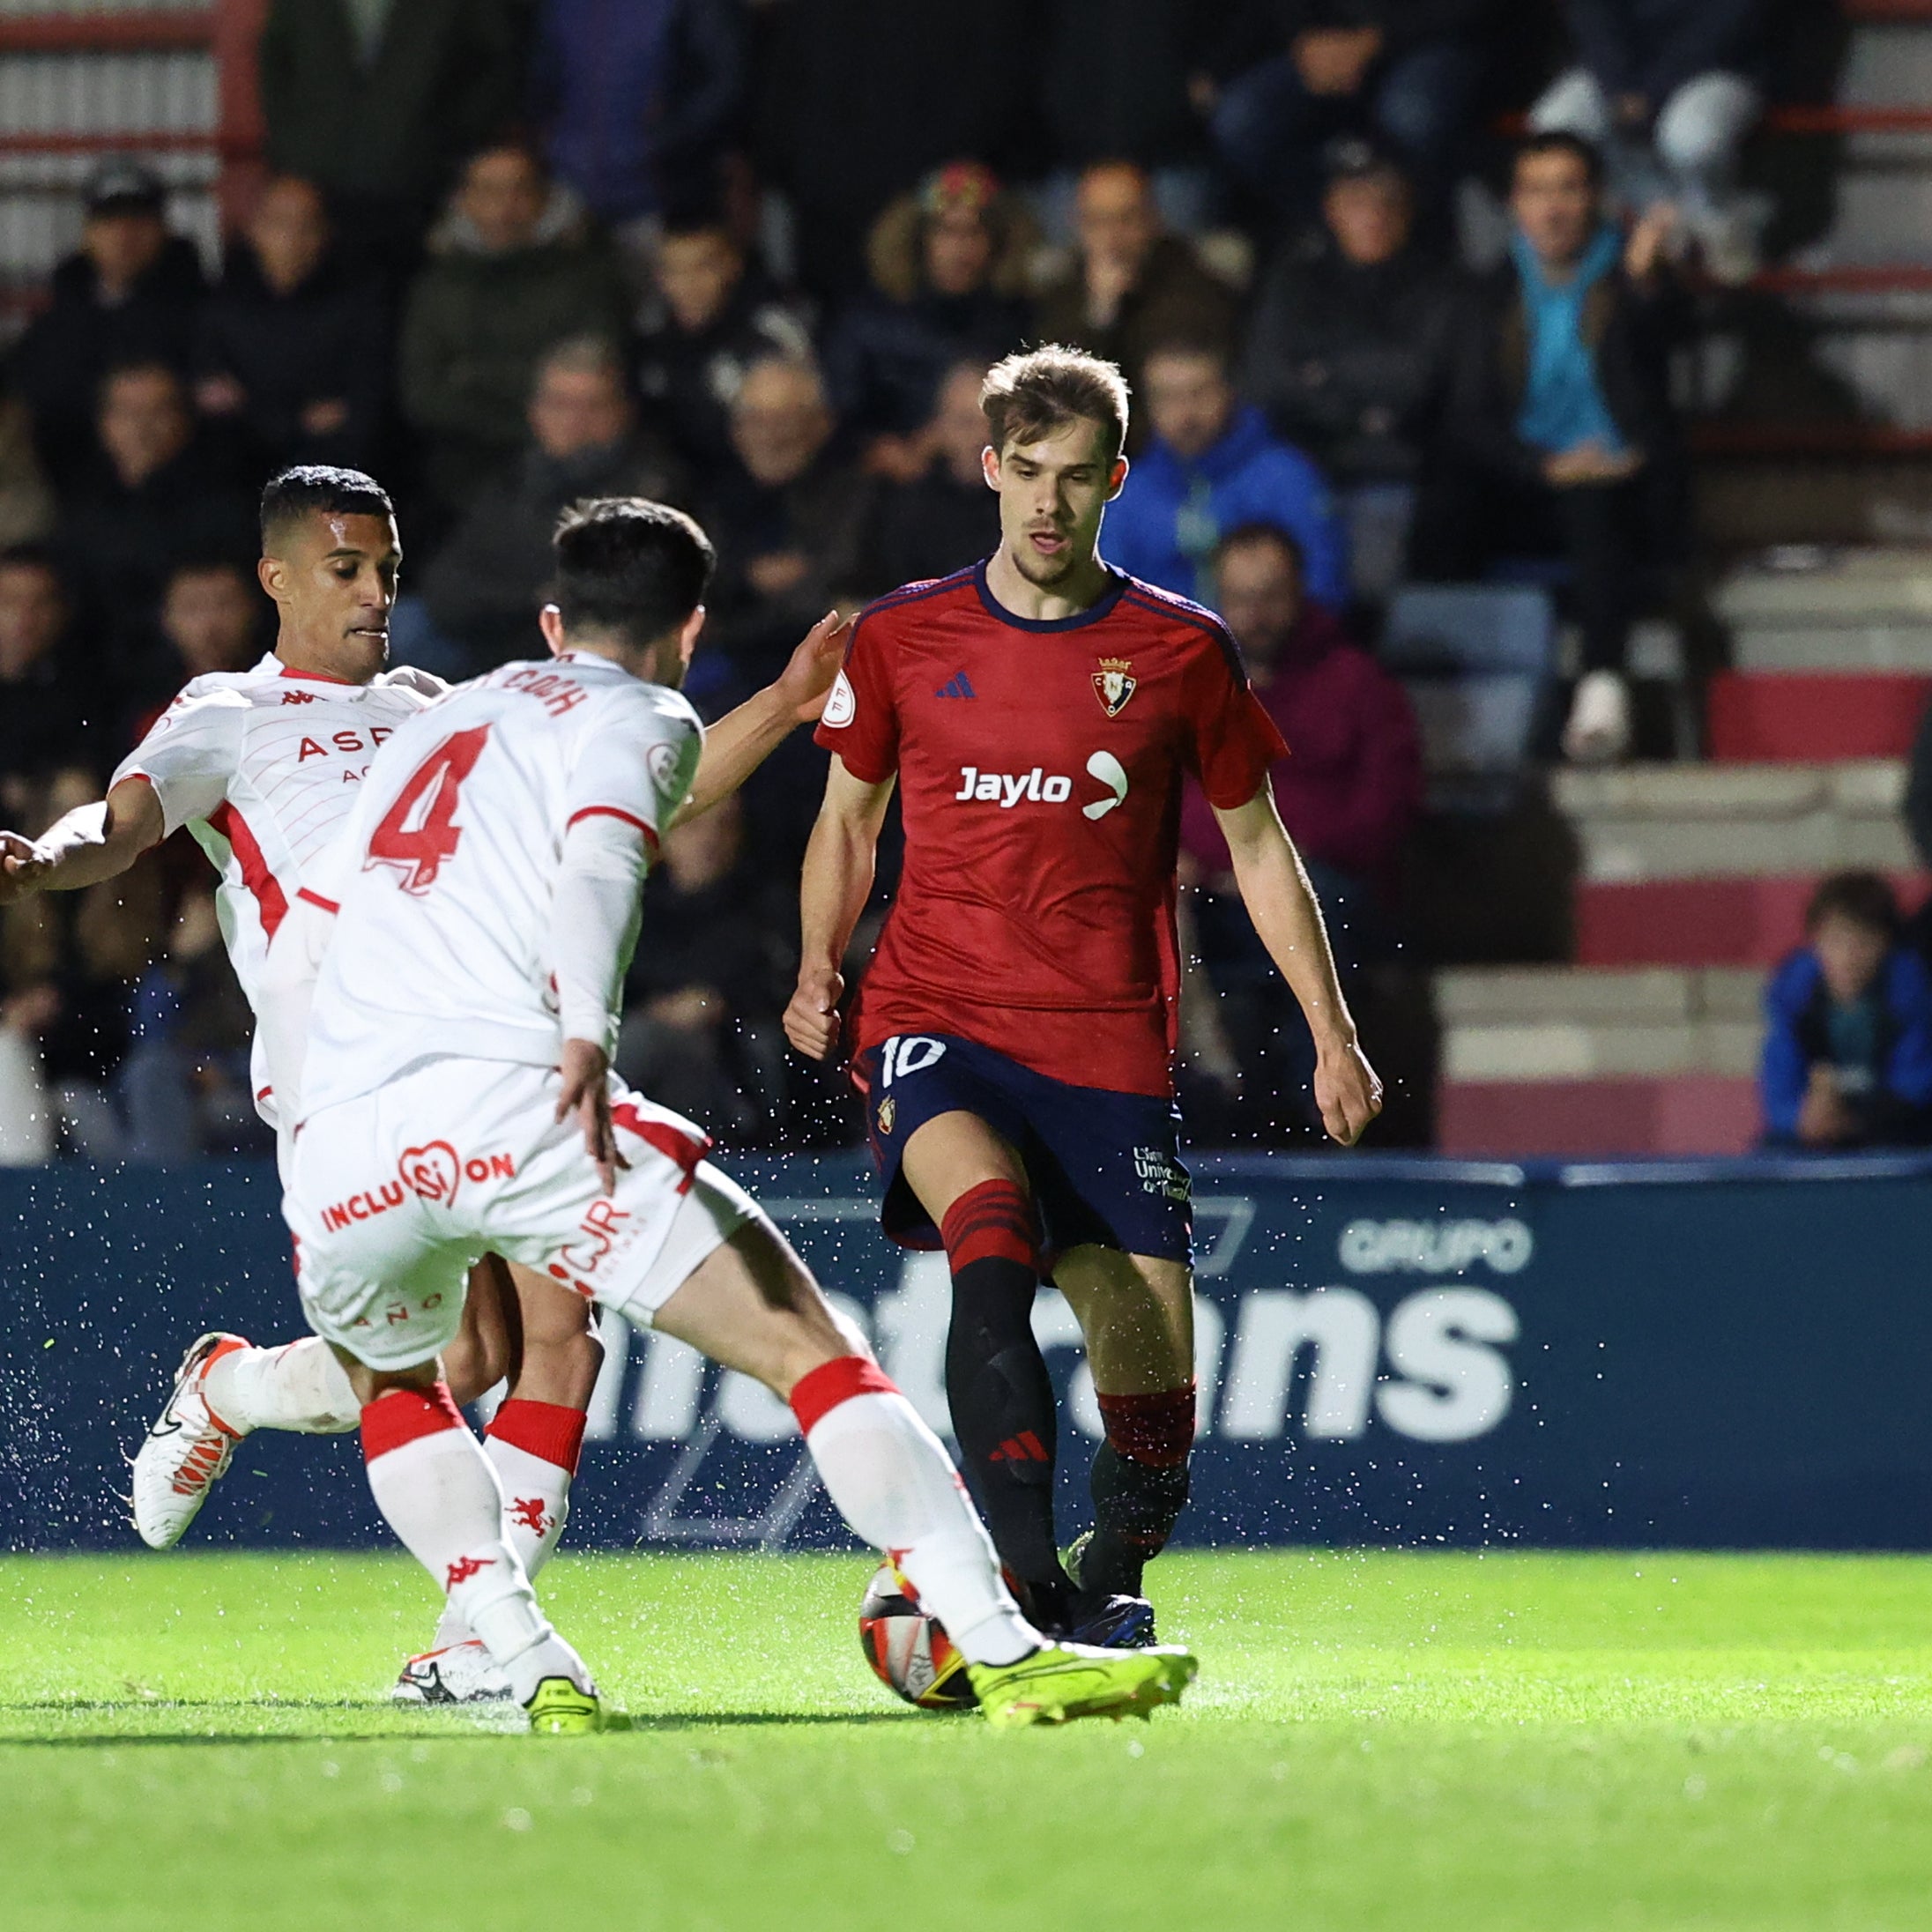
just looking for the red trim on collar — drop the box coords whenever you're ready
[277,662,358,687]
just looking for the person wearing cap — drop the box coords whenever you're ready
[9,158,204,497]
[1240,141,1456,597]
[823,161,1037,480]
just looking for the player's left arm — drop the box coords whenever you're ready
[672,610,851,827]
[1214,781,1384,1146]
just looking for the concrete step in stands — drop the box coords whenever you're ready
[1435,966,1765,1157]
[1554,761,1923,962]
[1706,672,1929,761]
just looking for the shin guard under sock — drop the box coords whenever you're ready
[204,1338,361,1435]
[939,1179,1066,1613]
[432,1397,586,1653]
[1081,1384,1196,1598]
[791,1354,1037,1667]
[360,1386,590,1703]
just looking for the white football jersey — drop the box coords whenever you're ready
[111,653,446,1113]
[301,652,702,1118]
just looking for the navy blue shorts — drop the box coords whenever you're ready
[852,1032,1193,1267]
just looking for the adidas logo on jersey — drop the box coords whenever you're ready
[934,672,976,699]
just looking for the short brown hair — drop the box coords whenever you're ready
[980,345,1129,462]
[1806,870,1902,940]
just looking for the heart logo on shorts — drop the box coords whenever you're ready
[399,1141,461,1208]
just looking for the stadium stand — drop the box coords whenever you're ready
[11,1,1932,1166]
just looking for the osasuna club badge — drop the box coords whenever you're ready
[1093,657,1137,717]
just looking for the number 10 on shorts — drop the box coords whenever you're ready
[879,1037,947,1088]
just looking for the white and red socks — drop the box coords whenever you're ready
[360,1385,591,1705]
[427,1397,585,1655]
[791,1356,1039,1668]
[204,1337,361,1436]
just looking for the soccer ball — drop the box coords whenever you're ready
[858,1561,977,1711]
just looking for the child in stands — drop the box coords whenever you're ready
[1761,872,1932,1150]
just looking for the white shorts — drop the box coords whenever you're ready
[286,1056,762,1371]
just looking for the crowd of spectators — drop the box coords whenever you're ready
[0,0,1782,1164]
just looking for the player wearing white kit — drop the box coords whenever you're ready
[288,496,1198,1731]
[0,468,846,1704]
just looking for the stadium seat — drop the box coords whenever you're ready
[1381,584,1556,807]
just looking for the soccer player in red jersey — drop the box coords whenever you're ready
[784,346,1383,1639]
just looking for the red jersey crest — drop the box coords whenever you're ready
[1093,658,1137,717]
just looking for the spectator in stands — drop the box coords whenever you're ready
[0,394,53,550]
[1032,162,1240,440]
[1418,131,1686,764]
[119,889,265,1164]
[1105,340,1348,609]
[531,0,747,248]
[258,0,524,277]
[1037,1,1220,234]
[858,360,1000,594]
[1180,522,1421,1133]
[1530,0,1767,286]
[1204,0,1491,219]
[700,356,873,667]
[1240,140,1453,596]
[1761,873,1932,1151]
[10,159,204,497]
[0,548,96,806]
[0,980,57,1166]
[398,143,630,521]
[824,163,1033,477]
[56,366,254,680]
[635,212,814,476]
[616,794,795,1141]
[194,177,389,478]
[130,559,264,739]
[420,338,686,672]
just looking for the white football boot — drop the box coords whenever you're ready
[130,1332,249,1549]
[390,1639,515,1705]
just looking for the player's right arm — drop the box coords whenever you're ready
[784,754,895,1060]
[2,685,240,904]
[0,777,164,903]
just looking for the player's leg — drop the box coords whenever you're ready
[401,1264,603,1700]
[1051,1246,1197,1603]
[636,1186,1194,1725]
[334,1341,602,1730]
[898,1109,1074,1625]
[288,1079,606,1732]
[132,1250,524,1552]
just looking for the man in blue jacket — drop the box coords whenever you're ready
[1760,872,1932,1151]
[1103,338,1349,609]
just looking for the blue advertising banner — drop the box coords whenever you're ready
[4,1151,1931,1552]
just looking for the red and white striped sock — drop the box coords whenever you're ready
[432,1398,585,1653]
[360,1385,591,1703]
[204,1338,360,1435]
[791,1356,1039,1668]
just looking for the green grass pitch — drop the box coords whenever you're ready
[4,1549,1932,1930]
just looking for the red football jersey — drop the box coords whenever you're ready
[815,562,1288,1097]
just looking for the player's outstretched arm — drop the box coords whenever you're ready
[0,777,164,904]
[784,754,895,1060]
[672,610,852,828]
[1214,781,1383,1147]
